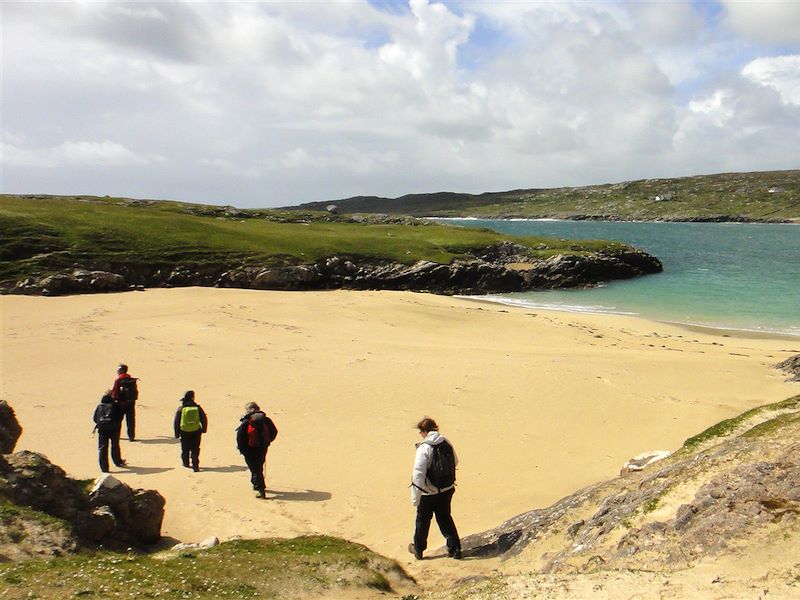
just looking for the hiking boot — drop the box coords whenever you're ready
[407,543,423,560]
[449,549,462,560]
[115,460,127,467]
[192,465,200,472]
[255,491,266,499]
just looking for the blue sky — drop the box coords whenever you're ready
[2,1,798,207]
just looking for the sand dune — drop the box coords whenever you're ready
[1,288,797,580]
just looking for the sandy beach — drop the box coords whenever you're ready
[1,288,797,578]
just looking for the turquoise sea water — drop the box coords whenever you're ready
[440,219,800,337]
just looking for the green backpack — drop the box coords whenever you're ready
[180,406,201,433]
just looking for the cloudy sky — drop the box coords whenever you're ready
[2,1,799,208]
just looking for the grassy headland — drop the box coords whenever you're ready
[0,194,631,283]
[283,169,800,222]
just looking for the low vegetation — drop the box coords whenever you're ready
[0,535,413,599]
[0,194,630,282]
[286,170,800,221]
[681,394,800,451]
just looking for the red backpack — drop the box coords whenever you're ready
[246,415,278,448]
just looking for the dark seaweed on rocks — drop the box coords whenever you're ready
[3,244,662,297]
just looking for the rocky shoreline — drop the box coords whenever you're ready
[447,214,795,223]
[1,243,662,297]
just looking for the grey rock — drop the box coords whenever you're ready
[81,506,117,541]
[776,354,800,381]
[0,400,23,453]
[2,243,662,297]
[128,489,166,544]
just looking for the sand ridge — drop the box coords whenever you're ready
[1,288,797,580]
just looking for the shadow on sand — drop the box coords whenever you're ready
[123,466,175,475]
[266,488,332,502]
[199,465,249,473]
[134,436,179,445]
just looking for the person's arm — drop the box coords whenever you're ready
[410,444,432,506]
[199,406,208,434]
[174,408,182,438]
[236,420,247,452]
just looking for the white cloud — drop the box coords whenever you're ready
[742,55,800,105]
[688,90,736,127]
[1,1,798,205]
[721,0,800,45]
[2,139,163,168]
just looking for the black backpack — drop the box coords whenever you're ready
[116,377,138,408]
[96,403,115,430]
[425,440,456,490]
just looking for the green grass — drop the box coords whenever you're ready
[642,497,661,514]
[682,395,800,451]
[0,194,631,282]
[0,535,408,599]
[0,498,71,530]
[290,170,800,221]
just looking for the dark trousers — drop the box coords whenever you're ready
[123,403,135,440]
[97,428,123,472]
[414,488,460,554]
[115,405,135,441]
[242,446,269,492]
[180,430,202,470]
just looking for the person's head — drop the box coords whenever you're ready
[117,364,128,375]
[416,417,438,435]
[101,391,113,404]
[182,390,195,404]
[244,402,260,414]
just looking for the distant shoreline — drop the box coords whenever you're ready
[457,294,800,342]
[432,216,799,225]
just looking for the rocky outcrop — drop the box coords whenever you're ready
[619,450,671,475]
[459,394,800,574]
[0,450,166,556]
[777,354,800,381]
[4,244,662,297]
[0,452,89,523]
[0,400,23,453]
[86,475,165,545]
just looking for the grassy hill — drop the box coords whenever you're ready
[283,170,800,222]
[0,194,632,284]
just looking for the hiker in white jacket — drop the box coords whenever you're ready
[408,417,462,560]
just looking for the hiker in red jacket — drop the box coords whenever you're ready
[111,363,138,441]
[236,402,278,498]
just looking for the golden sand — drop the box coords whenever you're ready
[2,288,797,573]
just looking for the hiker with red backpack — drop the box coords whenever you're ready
[174,390,208,472]
[408,417,462,560]
[92,391,126,472]
[236,402,278,499]
[111,363,138,442]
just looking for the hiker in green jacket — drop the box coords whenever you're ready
[174,390,208,472]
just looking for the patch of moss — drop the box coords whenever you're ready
[642,497,661,514]
[742,412,800,439]
[682,395,800,451]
